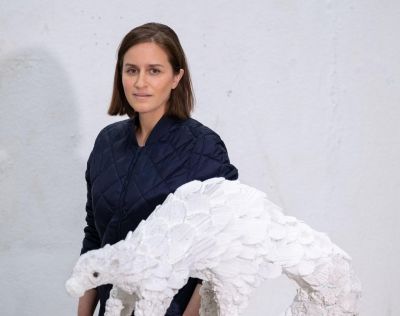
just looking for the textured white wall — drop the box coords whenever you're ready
[1,1,399,315]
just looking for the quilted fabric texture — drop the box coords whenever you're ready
[80,114,239,316]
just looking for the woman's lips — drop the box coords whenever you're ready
[134,93,151,96]
[133,93,152,100]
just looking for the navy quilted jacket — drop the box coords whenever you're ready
[81,113,239,316]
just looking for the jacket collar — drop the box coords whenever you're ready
[130,113,182,147]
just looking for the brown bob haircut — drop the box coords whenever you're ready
[108,22,194,119]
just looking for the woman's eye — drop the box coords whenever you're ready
[149,68,161,75]
[126,69,137,75]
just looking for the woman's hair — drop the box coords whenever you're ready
[108,22,194,119]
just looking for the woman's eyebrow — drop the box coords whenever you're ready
[123,63,164,68]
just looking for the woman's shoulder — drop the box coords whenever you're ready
[93,118,132,147]
[176,117,222,140]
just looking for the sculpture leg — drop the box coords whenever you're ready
[118,290,137,316]
[199,281,218,316]
[283,251,361,315]
[134,297,171,316]
[213,284,244,316]
[104,286,124,316]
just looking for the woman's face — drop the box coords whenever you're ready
[121,42,183,118]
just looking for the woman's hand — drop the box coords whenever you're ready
[77,289,98,316]
[183,283,202,316]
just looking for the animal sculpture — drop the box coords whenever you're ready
[66,177,361,315]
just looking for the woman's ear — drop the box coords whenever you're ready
[172,69,184,89]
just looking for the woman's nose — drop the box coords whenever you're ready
[134,71,146,88]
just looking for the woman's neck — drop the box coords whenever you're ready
[136,110,166,146]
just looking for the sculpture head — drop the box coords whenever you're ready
[65,244,120,297]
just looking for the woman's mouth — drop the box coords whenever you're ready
[133,93,152,99]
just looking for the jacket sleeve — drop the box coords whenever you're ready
[80,150,101,255]
[188,133,239,182]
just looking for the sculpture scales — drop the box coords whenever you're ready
[66,177,361,316]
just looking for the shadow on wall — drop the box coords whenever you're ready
[0,48,84,315]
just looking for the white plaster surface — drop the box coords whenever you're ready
[0,1,399,315]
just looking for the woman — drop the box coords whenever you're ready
[78,22,239,316]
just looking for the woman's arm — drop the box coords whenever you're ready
[183,284,202,316]
[78,289,98,316]
[81,151,101,255]
[78,153,100,316]
[182,133,237,316]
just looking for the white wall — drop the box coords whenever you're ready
[1,1,399,315]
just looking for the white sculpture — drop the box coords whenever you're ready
[66,177,361,316]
